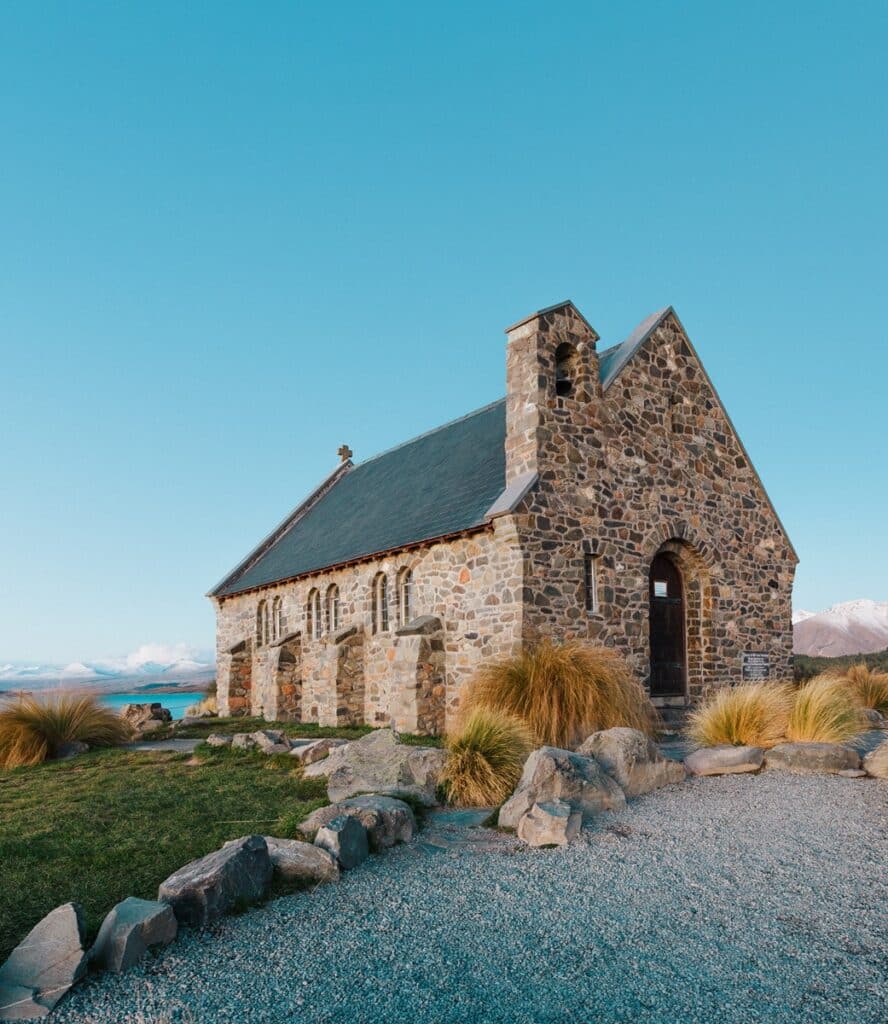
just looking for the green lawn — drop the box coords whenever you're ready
[169,716,443,747]
[0,746,328,962]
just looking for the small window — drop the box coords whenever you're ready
[306,589,321,639]
[326,584,340,633]
[397,568,412,627]
[271,596,283,642]
[584,552,600,614]
[653,580,668,598]
[372,573,389,634]
[555,342,578,397]
[256,600,269,646]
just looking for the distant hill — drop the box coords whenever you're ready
[794,647,888,683]
[793,599,888,657]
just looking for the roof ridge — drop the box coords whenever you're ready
[354,397,506,469]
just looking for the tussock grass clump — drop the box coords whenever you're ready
[185,694,218,717]
[439,709,532,807]
[465,640,656,750]
[786,675,864,744]
[686,682,794,749]
[842,663,888,715]
[0,694,130,769]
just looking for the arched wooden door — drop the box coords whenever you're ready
[649,553,687,698]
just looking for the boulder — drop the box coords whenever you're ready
[230,733,256,750]
[0,902,88,1018]
[90,898,177,973]
[263,837,339,885]
[54,741,90,760]
[158,835,272,928]
[314,815,369,870]
[863,740,888,779]
[298,795,415,851]
[577,728,685,797]
[205,733,233,748]
[325,729,447,805]
[119,703,172,735]
[517,800,581,847]
[862,708,888,729]
[290,738,348,766]
[498,747,626,830]
[251,730,290,754]
[838,768,867,778]
[302,741,351,778]
[764,742,861,775]
[684,745,765,776]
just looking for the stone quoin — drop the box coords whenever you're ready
[209,302,797,731]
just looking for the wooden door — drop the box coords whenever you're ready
[649,554,687,698]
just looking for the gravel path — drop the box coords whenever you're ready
[56,774,887,1024]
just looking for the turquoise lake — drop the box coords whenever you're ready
[100,692,203,721]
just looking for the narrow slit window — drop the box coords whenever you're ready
[326,584,340,633]
[372,573,389,634]
[397,568,412,627]
[584,552,600,614]
[306,589,321,639]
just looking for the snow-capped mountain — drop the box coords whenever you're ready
[793,599,888,657]
[0,644,215,693]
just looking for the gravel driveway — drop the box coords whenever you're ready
[55,774,887,1024]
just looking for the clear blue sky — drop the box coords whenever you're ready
[1,1,885,663]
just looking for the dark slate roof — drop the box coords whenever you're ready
[214,400,508,596]
[598,307,672,389]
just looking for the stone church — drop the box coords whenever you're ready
[210,301,797,733]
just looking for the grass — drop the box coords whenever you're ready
[686,682,794,749]
[464,640,656,749]
[439,709,532,807]
[0,745,328,962]
[0,693,130,769]
[785,675,864,744]
[166,716,443,746]
[841,663,888,715]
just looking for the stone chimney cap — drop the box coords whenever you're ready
[504,300,598,340]
[337,444,353,463]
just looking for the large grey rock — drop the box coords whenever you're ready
[764,742,861,775]
[263,837,339,885]
[230,733,256,750]
[684,745,765,776]
[577,728,685,797]
[290,738,348,766]
[517,800,581,847]
[205,733,233,748]
[314,815,369,869]
[498,747,626,829]
[119,703,172,735]
[158,835,272,927]
[325,729,447,805]
[251,730,290,754]
[863,740,888,778]
[0,902,88,1019]
[298,795,415,851]
[302,741,351,778]
[90,898,177,973]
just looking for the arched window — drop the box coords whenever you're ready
[555,342,578,397]
[256,600,268,646]
[397,568,412,627]
[372,573,389,634]
[326,584,340,633]
[306,589,321,640]
[271,596,283,642]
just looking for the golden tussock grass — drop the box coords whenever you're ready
[464,639,656,750]
[439,708,533,807]
[686,681,794,749]
[785,674,864,744]
[841,663,888,715]
[0,693,130,769]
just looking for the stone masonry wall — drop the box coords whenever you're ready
[213,517,524,731]
[504,305,796,699]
